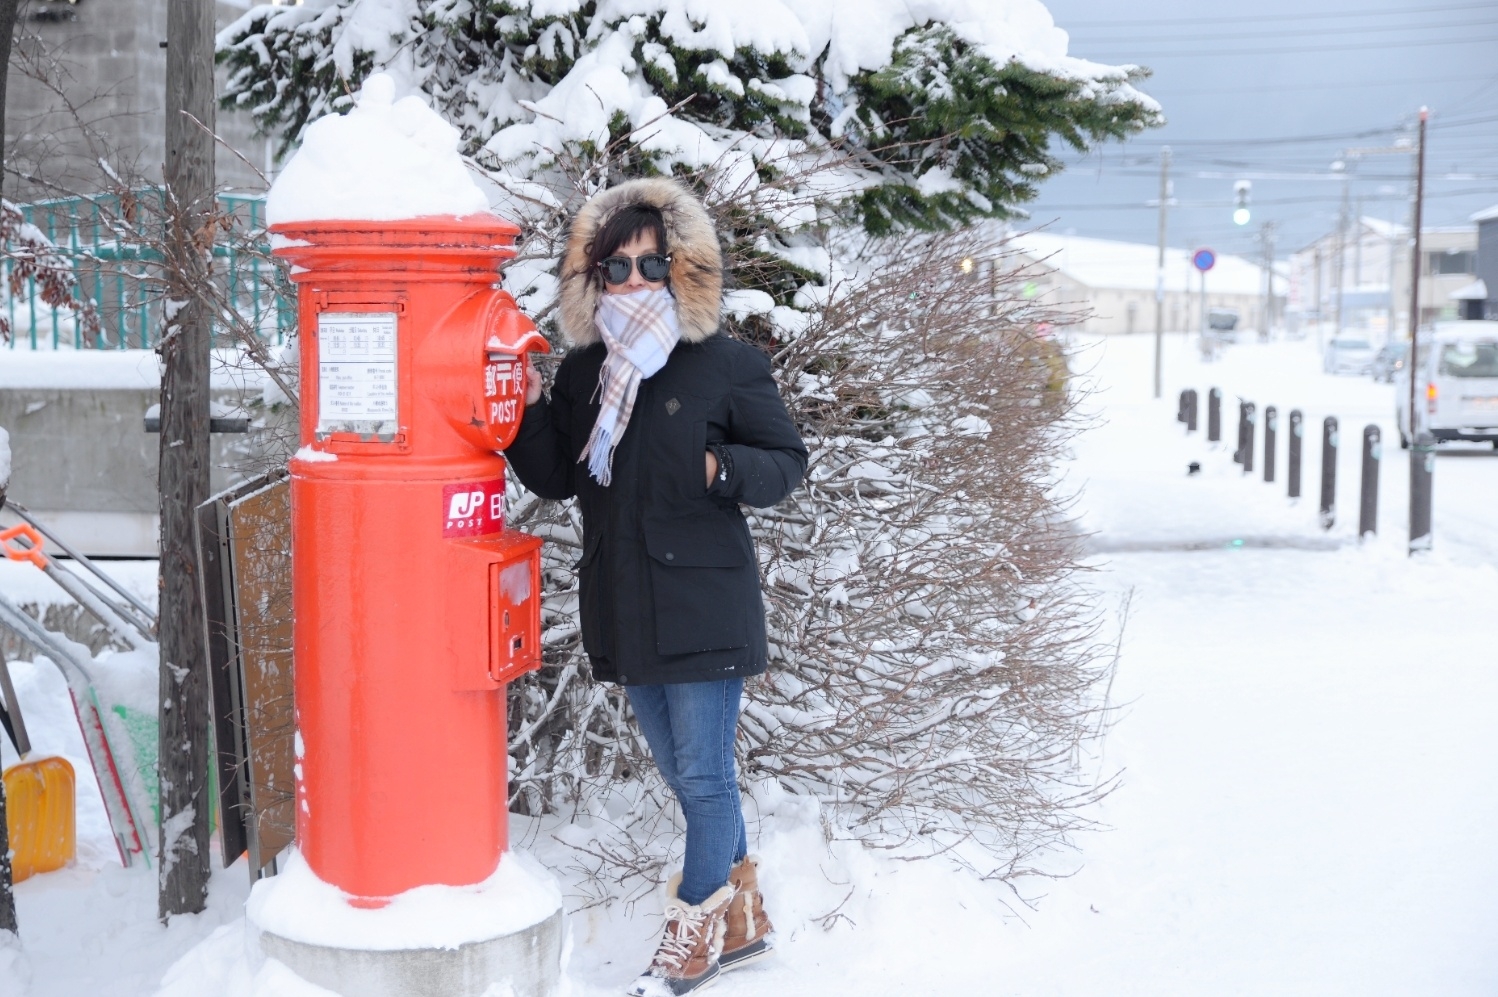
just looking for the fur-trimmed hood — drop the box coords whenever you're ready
[557,178,723,347]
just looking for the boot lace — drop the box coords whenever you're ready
[649,903,710,975]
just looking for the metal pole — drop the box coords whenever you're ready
[1199,267,1209,359]
[1153,147,1171,399]
[1207,388,1222,442]
[1359,424,1381,538]
[1288,409,1304,498]
[1408,107,1433,555]
[1320,416,1338,530]
[1263,405,1277,482]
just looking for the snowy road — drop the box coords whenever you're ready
[2,332,1495,996]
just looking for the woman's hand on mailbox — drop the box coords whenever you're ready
[525,367,543,406]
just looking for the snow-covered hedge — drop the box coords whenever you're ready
[218,0,1155,875]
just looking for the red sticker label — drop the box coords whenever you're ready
[442,478,505,538]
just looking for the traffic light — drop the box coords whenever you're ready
[1233,180,1251,226]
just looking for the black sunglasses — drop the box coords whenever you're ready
[596,253,672,285]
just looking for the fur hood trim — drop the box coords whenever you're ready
[557,178,723,347]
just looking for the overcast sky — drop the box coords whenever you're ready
[1027,0,1498,258]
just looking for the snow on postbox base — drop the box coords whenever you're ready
[267,214,557,997]
[249,849,564,997]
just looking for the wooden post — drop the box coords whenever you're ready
[158,0,216,921]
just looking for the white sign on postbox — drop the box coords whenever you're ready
[317,312,399,437]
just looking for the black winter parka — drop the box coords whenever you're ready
[505,334,807,685]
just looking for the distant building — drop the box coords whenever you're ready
[1464,203,1498,320]
[1287,217,1477,339]
[1000,230,1284,335]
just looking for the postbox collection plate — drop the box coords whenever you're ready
[316,311,400,438]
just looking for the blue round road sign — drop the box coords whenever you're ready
[1192,248,1216,272]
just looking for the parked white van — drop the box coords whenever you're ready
[1396,320,1498,448]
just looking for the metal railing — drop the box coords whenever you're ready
[3,192,294,350]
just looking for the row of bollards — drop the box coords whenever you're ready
[1179,388,1384,538]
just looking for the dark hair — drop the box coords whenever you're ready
[587,204,669,273]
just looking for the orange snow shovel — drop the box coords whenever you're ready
[1,647,76,883]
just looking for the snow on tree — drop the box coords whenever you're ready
[218,0,1159,873]
[0,199,101,345]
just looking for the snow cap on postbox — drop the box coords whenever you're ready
[266,73,489,227]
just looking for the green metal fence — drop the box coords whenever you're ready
[3,191,295,350]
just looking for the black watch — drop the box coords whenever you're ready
[709,443,732,487]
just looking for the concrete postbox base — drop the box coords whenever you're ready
[259,908,566,997]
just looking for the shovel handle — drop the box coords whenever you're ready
[0,524,48,568]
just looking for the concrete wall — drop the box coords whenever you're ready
[0,386,285,556]
[8,0,268,199]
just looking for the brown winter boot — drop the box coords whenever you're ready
[625,877,735,996]
[720,855,775,971]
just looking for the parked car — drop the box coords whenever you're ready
[1323,336,1376,375]
[1207,307,1240,343]
[1371,341,1409,383]
[1395,321,1498,448]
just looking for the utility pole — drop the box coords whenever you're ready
[1313,247,1324,349]
[1259,222,1276,341]
[1152,147,1171,399]
[0,0,21,936]
[1408,108,1432,555]
[1353,198,1363,288]
[1334,167,1350,336]
[158,0,216,920]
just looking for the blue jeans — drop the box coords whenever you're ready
[625,678,748,906]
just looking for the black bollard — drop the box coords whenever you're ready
[1207,388,1222,442]
[1186,389,1198,433]
[1319,416,1338,530]
[1288,409,1303,498]
[1359,424,1381,538]
[1409,434,1435,553]
[1242,403,1256,474]
[1233,400,1249,464]
[1263,406,1277,483]
[1177,389,1190,423]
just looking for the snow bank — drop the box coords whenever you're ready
[247,848,562,951]
[0,425,10,489]
[266,73,489,226]
[0,348,270,390]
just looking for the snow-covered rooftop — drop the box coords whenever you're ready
[1472,203,1498,224]
[1007,230,1282,296]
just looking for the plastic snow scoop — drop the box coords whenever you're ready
[0,647,78,882]
[0,592,152,869]
[0,519,155,650]
[1,502,157,640]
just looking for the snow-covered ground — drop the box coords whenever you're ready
[2,331,1495,995]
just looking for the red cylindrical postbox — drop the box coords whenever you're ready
[271,216,548,902]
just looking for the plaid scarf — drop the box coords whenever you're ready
[580,287,681,485]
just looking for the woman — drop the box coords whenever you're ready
[505,178,807,997]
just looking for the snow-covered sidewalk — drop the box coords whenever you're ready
[3,332,1496,996]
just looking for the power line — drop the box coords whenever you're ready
[1070,15,1498,44]
[1142,73,1498,97]
[1081,32,1498,58]
[1067,1,1498,28]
